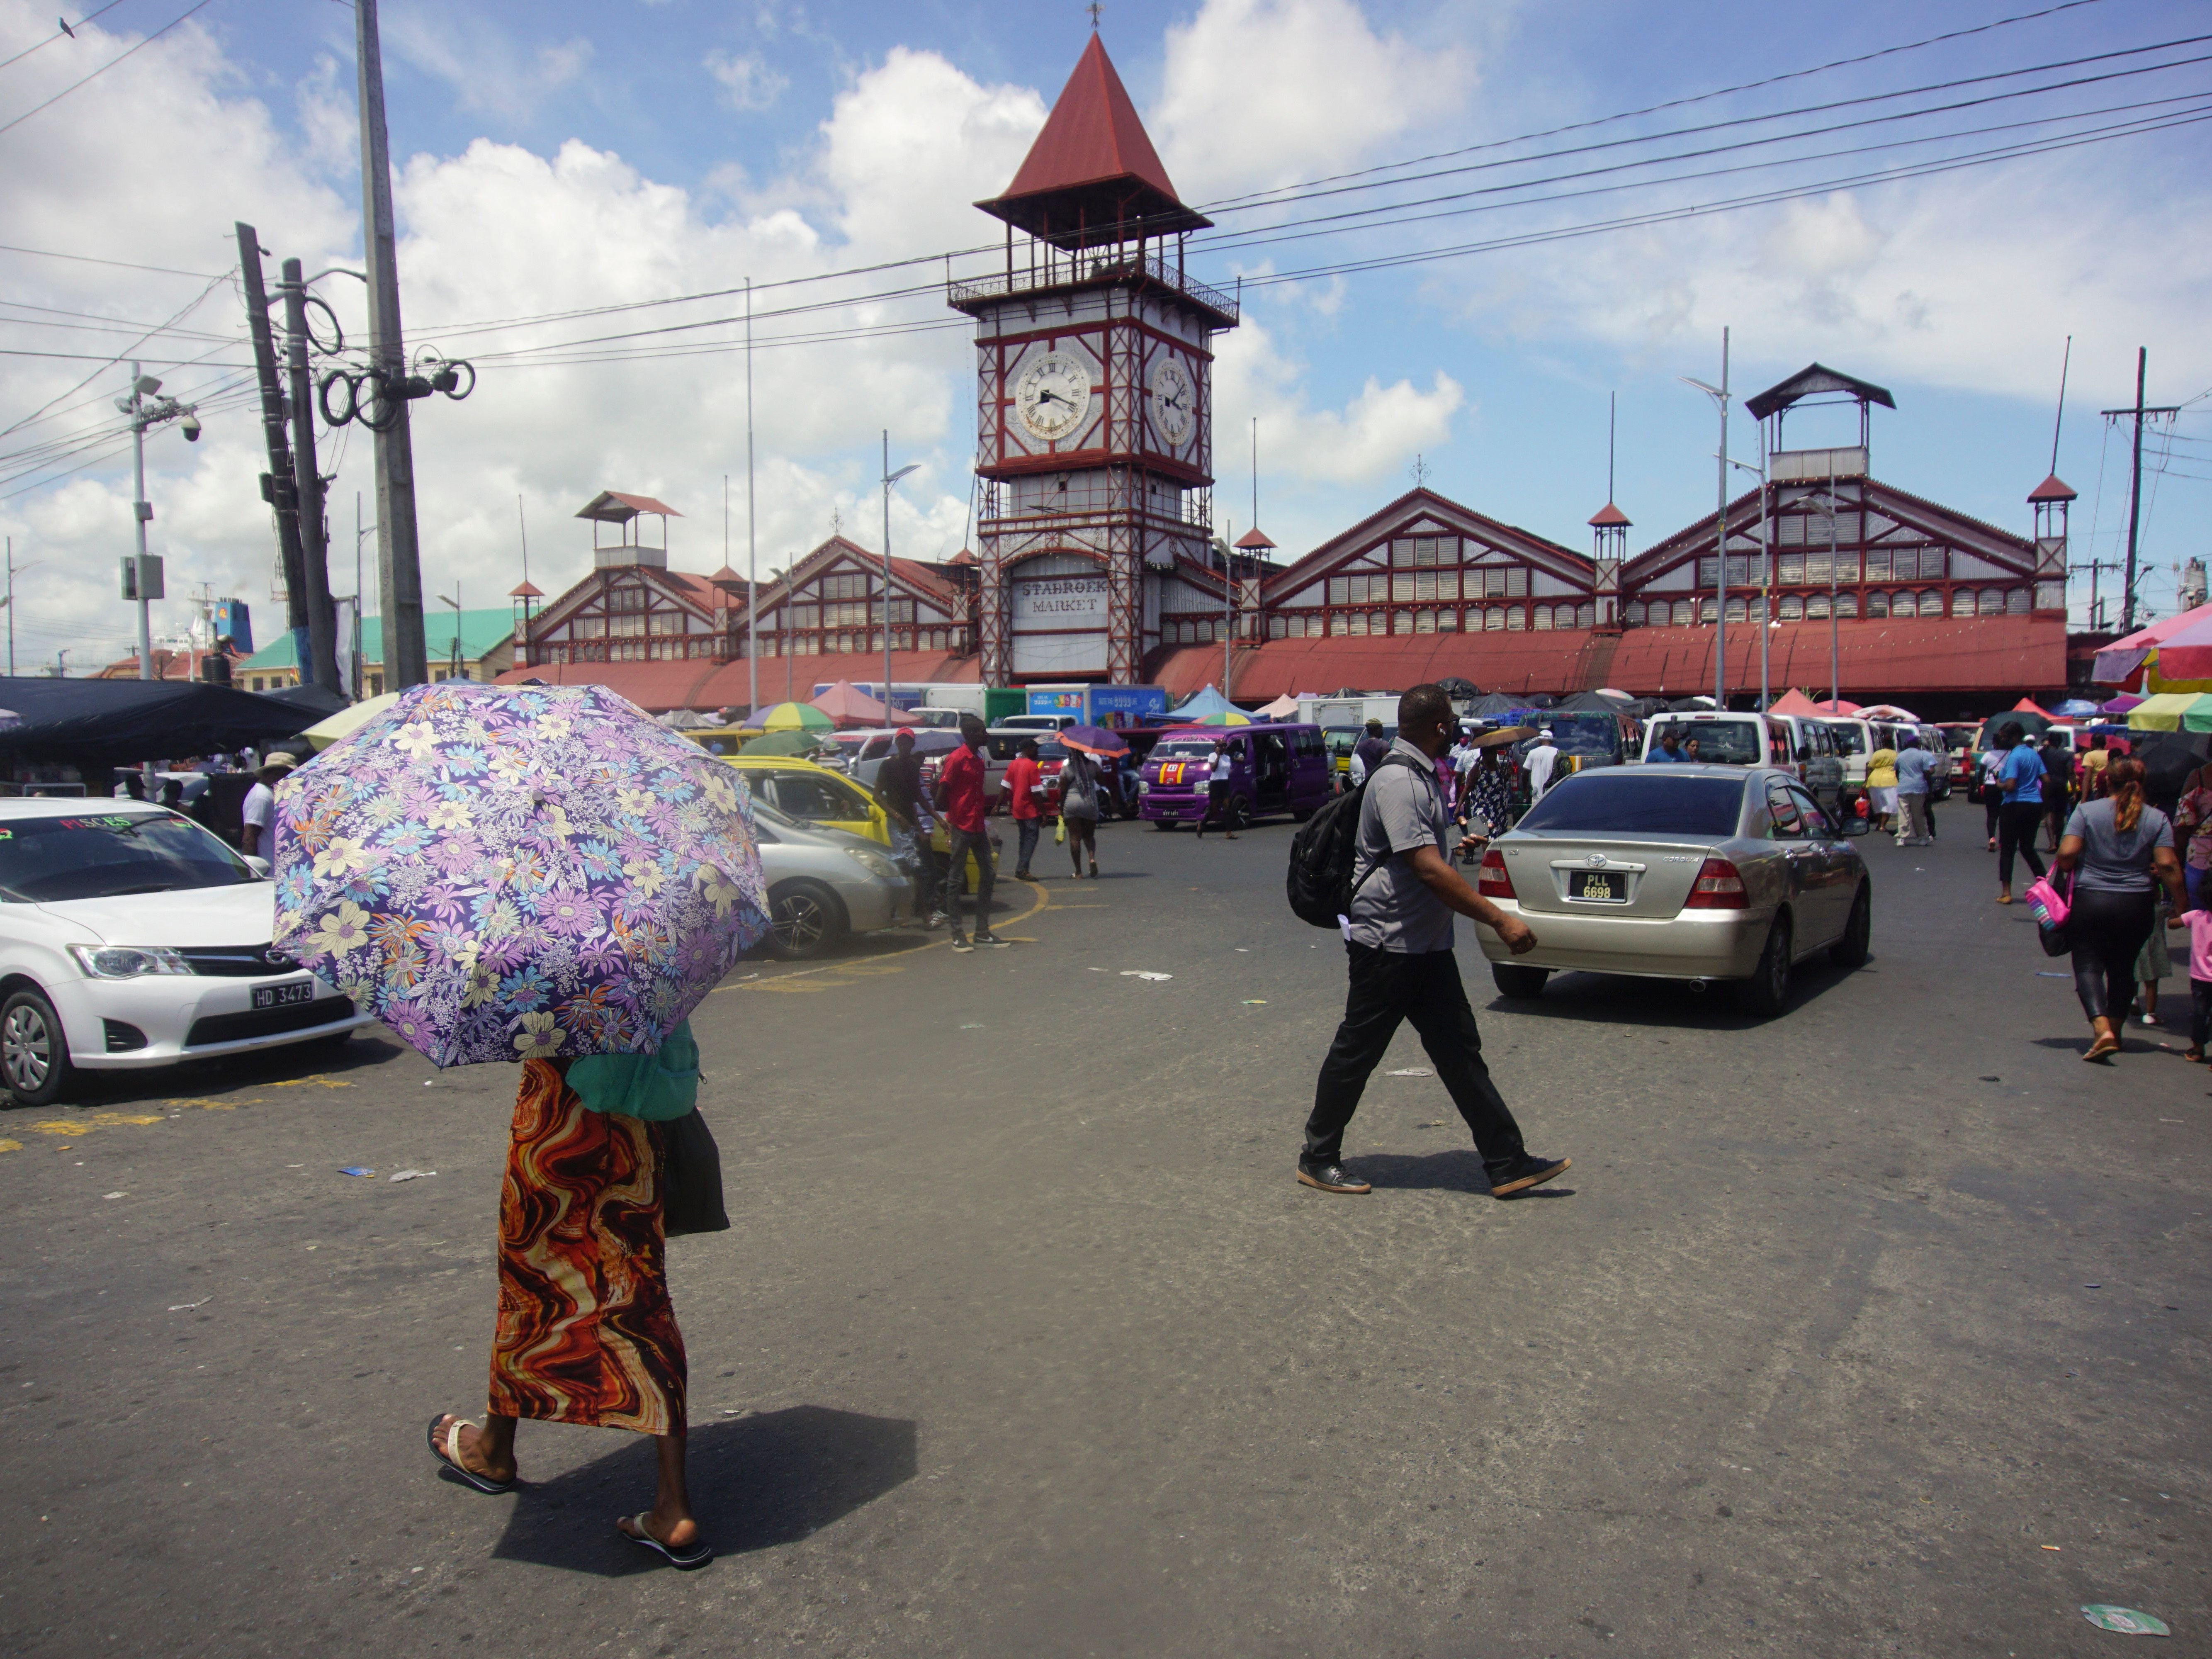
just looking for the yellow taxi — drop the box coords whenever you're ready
[717,754,994,890]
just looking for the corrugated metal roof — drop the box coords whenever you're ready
[1588,503,1631,528]
[2028,472,2078,503]
[1744,363,1897,422]
[495,648,982,713]
[1151,614,2064,701]
[575,491,683,523]
[240,608,515,671]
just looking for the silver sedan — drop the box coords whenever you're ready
[751,800,915,959]
[1472,764,1872,1015]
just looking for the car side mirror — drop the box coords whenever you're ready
[1840,815,1869,837]
[244,854,273,878]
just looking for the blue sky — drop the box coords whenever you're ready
[1,0,2207,669]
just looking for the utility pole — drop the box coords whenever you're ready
[5,537,14,679]
[880,433,917,717]
[120,362,197,683]
[355,0,428,690]
[746,276,758,716]
[1681,330,1731,708]
[235,224,310,672]
[2102,347,2180,635]
[281,258,341,695]
[2074,557,2123,631]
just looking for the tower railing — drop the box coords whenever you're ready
[949,251,1238,326]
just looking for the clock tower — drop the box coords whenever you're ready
[949,33,1238,684]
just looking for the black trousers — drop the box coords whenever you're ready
[2070,888,2156,1023]
[1998,802,2047,888]
[1305,945,1528,1174]
[1197,780,1233,836]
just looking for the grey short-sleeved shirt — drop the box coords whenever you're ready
[2062,797,2174,892]
[1347,739,1454,954]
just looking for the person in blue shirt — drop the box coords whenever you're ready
[1995,722,2048,904]
[1648,727,1684,763]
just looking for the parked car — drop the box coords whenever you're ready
[1525,708,1643,777]
[1139,723,1331,829]
[0,799,372,1105]
[845,729,964,791]
[1473,764,1872,1017]
[749,799,914,959]
[721,754,889,844]
[994,714,1076,733]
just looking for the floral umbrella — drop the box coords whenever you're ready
[271,681,770,1068]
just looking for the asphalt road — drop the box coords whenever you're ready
[2,795,2207,1657]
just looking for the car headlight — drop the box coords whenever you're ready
[1138,780,1151,794]
[68,945,192,979]
[843,847,899,882]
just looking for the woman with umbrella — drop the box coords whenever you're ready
[273,684,770,1570]
[1461,727,1527,842]
[1057,726,1113,877]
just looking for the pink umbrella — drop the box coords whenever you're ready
[808,681,918,728]
[2132,612,2212,684]
[2090,601,2212,684]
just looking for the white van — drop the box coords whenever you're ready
[1641,710,1794,770]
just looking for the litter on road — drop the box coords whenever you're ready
[2081,1605,2170,1636]
[1121,971,1172,981]
[338,1167,375,1177]
[388,1170,435,1183]
[1386,1067,1434,1077]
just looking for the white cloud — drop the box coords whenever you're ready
[1153,0,1475,202]
[1214,316,1463,488]
[384,11,595,124]
[703,49,788,112]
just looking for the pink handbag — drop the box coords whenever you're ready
[2023,872,2071,931]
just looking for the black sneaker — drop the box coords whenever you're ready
[1296,1161,1372,1194]
[974,934,1011,949]
[949,935,974,954]
[1488,1155,1570,1198]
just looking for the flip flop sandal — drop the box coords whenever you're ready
[619,1512,713,1569]
[427,1416,515,1494]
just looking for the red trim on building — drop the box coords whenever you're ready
[496,650,982,713]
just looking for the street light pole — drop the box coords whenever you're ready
[880,432,919,723]
[130,364,152,681]
[1680,328,1732,708]
[1826,463,1840,708]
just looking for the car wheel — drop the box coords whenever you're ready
[1492,963,1549,1000]
[1291,807,1313,824]
[1738,913,1794,1017]
[1,987,73,1108]
[769,881,847,960]
[1830,884,1872,968]
[1229,794,1252,830]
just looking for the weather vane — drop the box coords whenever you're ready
[1087,1,1103,30]
[1409,453,1431,489]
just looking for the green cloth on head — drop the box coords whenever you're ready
[566,1019,700,1121]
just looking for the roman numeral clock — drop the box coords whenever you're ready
[948,34,1238,684]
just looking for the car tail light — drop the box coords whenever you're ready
[1477,848,1516,900]
[1685,856,1747,909]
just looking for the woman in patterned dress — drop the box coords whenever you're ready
[429,1040,708,1569]
[1464,746,1515,839]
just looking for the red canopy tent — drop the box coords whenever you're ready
[809,681,917,728]
[1767,689,1826,716]
[2011,696,2052,718]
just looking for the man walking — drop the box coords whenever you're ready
[1196,736,1240,840]
[935,717,1006,951]
[1348,718,1389,788]
[239,752,296,857]
[1524,728,1561,803]
[1893,732,1935,847]
[1300,683,1570,1199]
[1002,737,1043,879]
[876,728,943,927]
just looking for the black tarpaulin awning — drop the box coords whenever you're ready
[0,676,319,766]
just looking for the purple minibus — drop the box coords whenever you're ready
[1139,722,1332,830]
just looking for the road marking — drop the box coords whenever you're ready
[0,1139,19,1154]
[269,1075,353,1089]
[720,878,1054,994]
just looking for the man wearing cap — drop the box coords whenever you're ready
[240,753,296,857]
[1524,729,1562,803]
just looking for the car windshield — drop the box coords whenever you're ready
[1826,724,1867,754]
[1652,720,1761,764]
[0,811,258,902]
[1154,740,1228,759]
[1543,713,1624,756]
[1515,774,1747,836]
[1035,740,1069,761]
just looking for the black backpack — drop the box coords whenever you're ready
[1284,753,1417,927]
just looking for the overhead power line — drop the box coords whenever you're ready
[0,0,213,139]
[0,0,136,74]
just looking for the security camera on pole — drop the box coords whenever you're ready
[117,360,200,681]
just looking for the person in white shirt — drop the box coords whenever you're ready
[239,752,297,857]
[1524,730,1561,803]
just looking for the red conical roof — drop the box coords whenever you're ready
[1234,527,1277,550]
[977,35,1209,249]
[1588,502,1631,528]
[2027,472,2077,503]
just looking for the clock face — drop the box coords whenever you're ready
[1014,349,1093,443]
[1150,358,1196,447]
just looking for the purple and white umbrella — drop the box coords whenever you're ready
[271,681,768,1067]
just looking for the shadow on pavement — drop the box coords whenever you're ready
[490,1404,917,1575]
[1344,1148,1575,1199]
[0,1029,408,1115]
[1477,956,1869,1029]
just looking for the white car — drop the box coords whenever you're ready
[0,798,371,1105]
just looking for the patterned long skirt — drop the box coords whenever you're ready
[486,1060,688,1435]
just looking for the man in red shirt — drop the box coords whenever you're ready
[1001,737,1043,880]
[934,716,1005,951]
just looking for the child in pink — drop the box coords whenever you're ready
[2169,892,2212,1061]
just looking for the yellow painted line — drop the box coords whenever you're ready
[0,1139,19,1154]
[269,1075,352,1089]
[719,878,1054,994]
[30,1121,94,1137]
